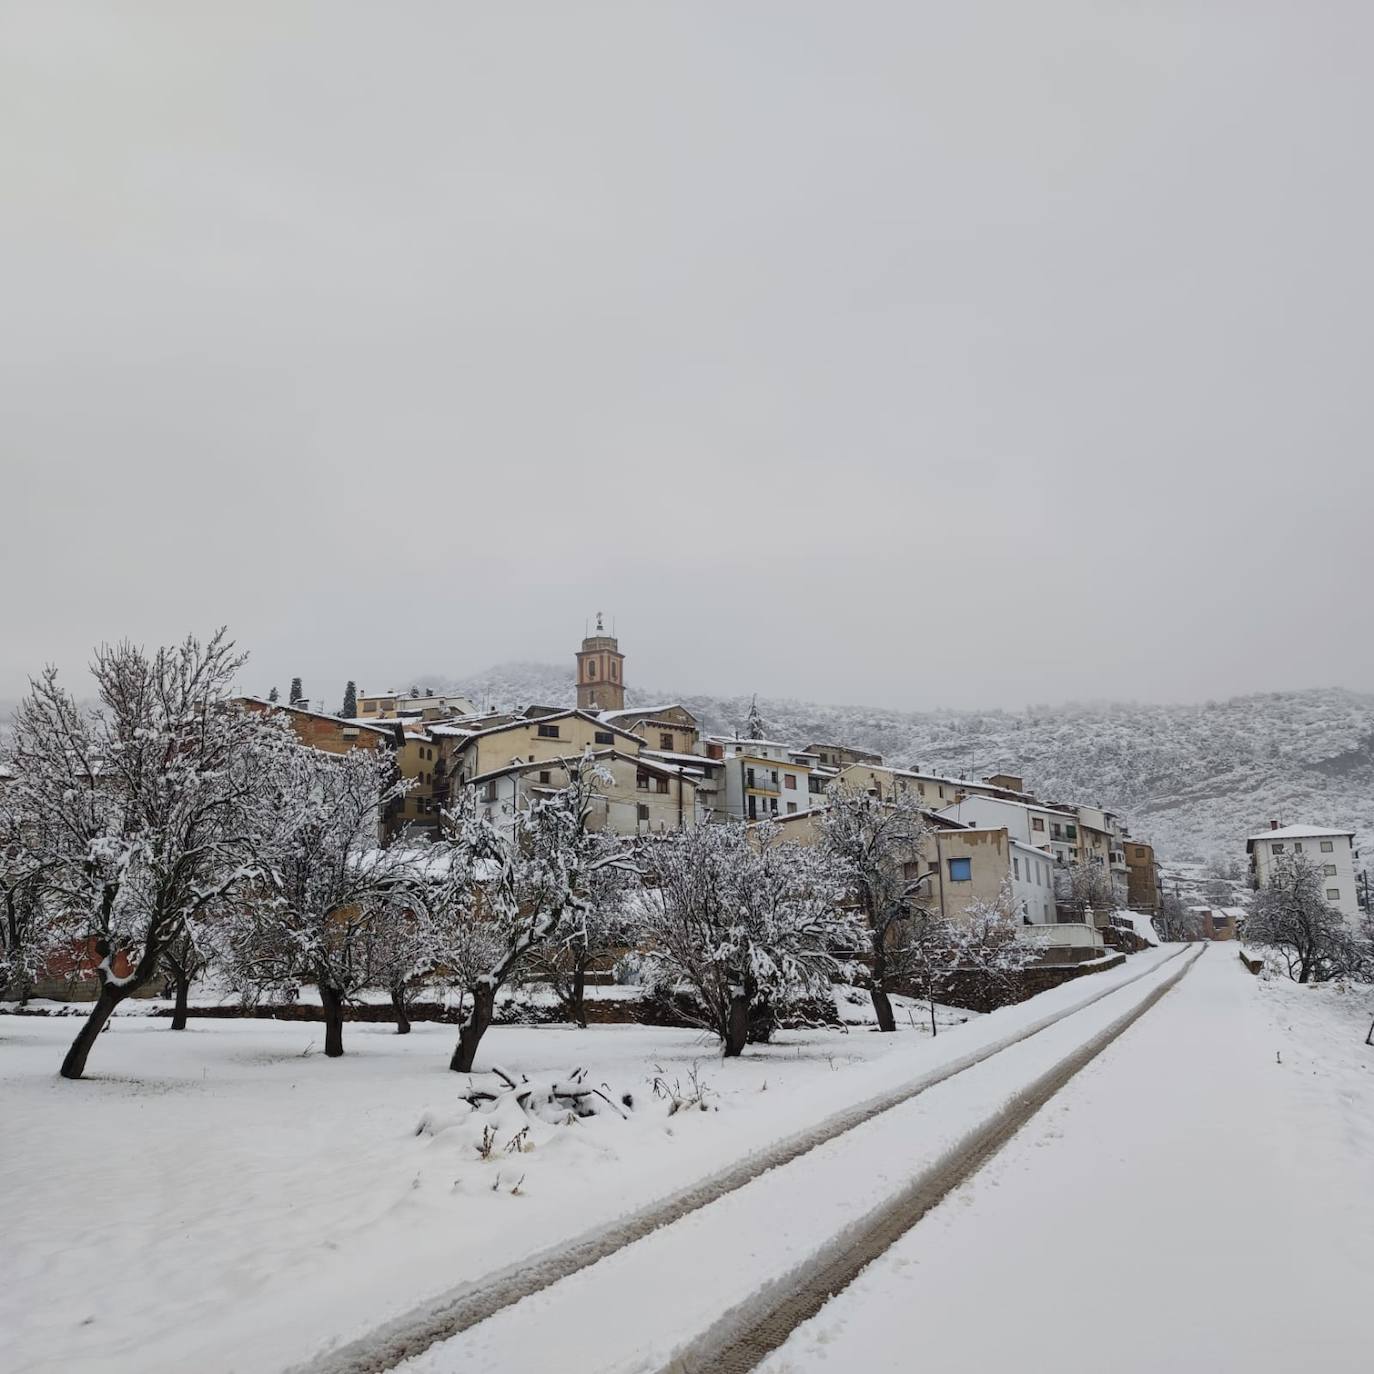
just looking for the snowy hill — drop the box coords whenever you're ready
[431,664,1374,866]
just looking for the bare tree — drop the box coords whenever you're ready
[1245,853,1361,983]
[223,744,412,1057]
[641,821,860,1056]
[1058,860,1116,922]
[441,757,639,1073]
[159,925,210,1031]
[1155,891,1204,942]
[523,832,641,1027]
[0,780,58,1003]
[10,631,283,1079]
[815,783,931,1031]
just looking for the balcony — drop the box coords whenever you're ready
[744,770,780,794]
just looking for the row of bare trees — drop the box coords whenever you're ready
[2,629,1037,1081]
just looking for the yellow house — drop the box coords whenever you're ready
[597,704,701,756]
[469,749,699,835]
[448,709,647,785]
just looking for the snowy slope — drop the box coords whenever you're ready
[424,663,1374,866]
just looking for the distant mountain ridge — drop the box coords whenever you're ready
[432,663,1374,866]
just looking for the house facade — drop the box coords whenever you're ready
[1245,823,1360,923]
[470,750,699,836]
[1125,840,1162,915]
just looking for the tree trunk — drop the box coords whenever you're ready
[869,931,896,1033]
[570,960,587,1029]
[60,983,126,1080]
[724,992,750,1058]
[1365,1014,1373,1047]
[869,984,896,1033]
[170,972,190,1030]
[319,984,346,1058]
[450,982,496,1072]
[390,985,412,1035]
[929,995,938,1037]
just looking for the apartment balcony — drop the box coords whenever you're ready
[744,771,780,794]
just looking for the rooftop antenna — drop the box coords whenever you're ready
[596,610,604,634]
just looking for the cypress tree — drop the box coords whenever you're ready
[342,681,358,717]
[268,686,279,703]
[290,677,304,707]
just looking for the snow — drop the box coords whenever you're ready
[394,947,1196,1373]
[1113,906,1159,945]
[0,1009,929,1373]
[1244,823,1356,842]
[758,946,1374,1374]
[1,952,1181,1373]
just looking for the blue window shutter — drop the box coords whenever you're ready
[948,857,972,881]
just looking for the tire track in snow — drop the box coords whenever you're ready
[664,942,1205,1374]
[294,944,1191,1374]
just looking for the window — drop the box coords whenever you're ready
[1212,914,1230,929]
[480,781,497,802]
[609,662,617,680]
[655,777,669,794]
[903,861,922,880]
[1272,843,1284,854]
[1293,842,1303,853]
[747,796,757,820]
[636,771,649,791]
[594,730,614,745]
[938,787,946,800]
[1324,864,1337,877]
[537,723,560,739]
[538,770,551,784]
[1321,840,1334,853]
[787,802,797,814]
[1065,825,1077,840]
[1327,888,1341,901]
[1032,817,1044,832]
[1013,857,1021,879]
[1135,847,1147,859]
[768,797,778,814]
[784,774,797,790]
[660,732,673,750]
[948,857,972,881]
[637,803,649,822]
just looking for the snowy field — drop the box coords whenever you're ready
[758,947,1374,1374]
[1,992,966,1374]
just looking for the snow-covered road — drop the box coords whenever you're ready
[382,948,1203,1373]
[760,944,1374,1374]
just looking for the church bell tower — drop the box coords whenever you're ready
[576,612,625,711]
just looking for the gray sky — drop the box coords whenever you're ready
[4,1,1372,711]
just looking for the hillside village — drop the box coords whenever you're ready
[250,619,1184,966]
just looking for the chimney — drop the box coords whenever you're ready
[1269,819,1279,830]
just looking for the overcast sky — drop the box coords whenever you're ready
[4,1,1372,712]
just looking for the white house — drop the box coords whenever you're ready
[713,738,817,822]
[1245,823,1360,923]
[934,794,1079,865]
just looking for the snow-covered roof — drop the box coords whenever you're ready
[236,697,399,738]
[641,749,713,773]
[457,709,645,746]
[938,795,1077,821]
[467,748,697,788]
[1245,824,1354,845]
[597,704,693,723]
